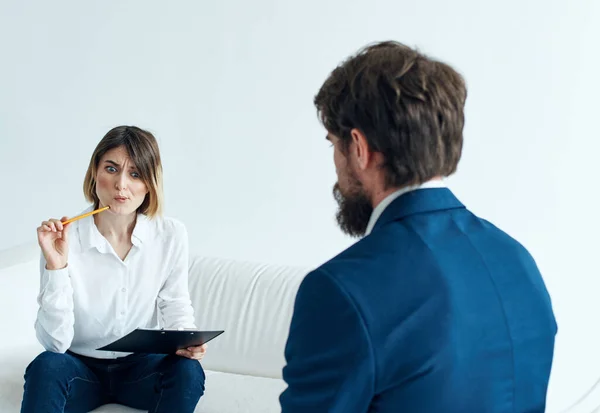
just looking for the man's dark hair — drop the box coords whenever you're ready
[315,41,467,188]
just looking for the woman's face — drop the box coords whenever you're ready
[95,146,149,215]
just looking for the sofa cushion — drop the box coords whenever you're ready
[0,345,42,413]
[0,343,284,413]
[0,260,40,349]
[196,370,286,413]
[188,256,309,379]
[88,370,286,413]
[0,250,305,412]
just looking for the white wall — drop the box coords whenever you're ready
[1,0,599,410]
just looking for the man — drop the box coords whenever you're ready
[280,41,557,412]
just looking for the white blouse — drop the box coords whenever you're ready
[34,207,196,359]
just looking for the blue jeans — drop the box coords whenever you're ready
[21,351,205,413]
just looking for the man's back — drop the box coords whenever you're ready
[280,188,556,412]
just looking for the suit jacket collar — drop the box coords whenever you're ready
[371,188,465,234]
[365,180,446,235]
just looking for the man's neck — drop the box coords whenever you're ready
[370,187,403,211]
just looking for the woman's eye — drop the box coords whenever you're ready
[106,166,117,173]
[131,172,140,179]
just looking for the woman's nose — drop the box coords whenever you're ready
[115,173,127,190]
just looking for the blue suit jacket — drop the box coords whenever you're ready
[280,188,556,412]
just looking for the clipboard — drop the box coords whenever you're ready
[97,328,225,354]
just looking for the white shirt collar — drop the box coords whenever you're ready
[364,179,446,235]
[78,206,150,251]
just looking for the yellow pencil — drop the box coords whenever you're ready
[61,206,110,225]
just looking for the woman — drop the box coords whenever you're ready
[21,126,206,413]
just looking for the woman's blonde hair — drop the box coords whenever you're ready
[83,126,164,218]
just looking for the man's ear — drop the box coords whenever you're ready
[350,128,372,170]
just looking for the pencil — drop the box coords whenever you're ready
[61,206,110,225]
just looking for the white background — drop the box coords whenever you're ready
[1,0,599,410]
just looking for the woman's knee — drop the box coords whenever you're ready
[176,358,205,382]
[25,351,74,380]
[164,356,205,393]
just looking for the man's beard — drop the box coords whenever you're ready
[333,178,373,238]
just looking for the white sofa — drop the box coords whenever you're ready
[0,243,310,412]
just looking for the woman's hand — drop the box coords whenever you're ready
[37,217,70,270]
[177,343,207,362]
